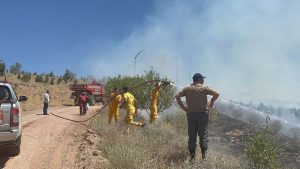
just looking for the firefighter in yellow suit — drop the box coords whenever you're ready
[108,87,122,124]
[122,86,144,127]
[150,83,162,123]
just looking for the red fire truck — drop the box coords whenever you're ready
[69,82,106,106]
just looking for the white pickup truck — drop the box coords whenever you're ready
[0,82,27,156]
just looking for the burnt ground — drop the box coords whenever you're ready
[208,111,300,168]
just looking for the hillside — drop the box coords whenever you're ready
[210,110,300,168]
[88,105,300,168]
[2,73,75,112]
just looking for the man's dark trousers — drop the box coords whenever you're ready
[43,102,48,115]
[186,112,209,158]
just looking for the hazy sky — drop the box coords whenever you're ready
[1,0,300,103]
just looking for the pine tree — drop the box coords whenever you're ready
[49,71,54,77]
[10,63,22,75]
[50,78,55,85]
[57,77,62,84]
[35,75,44,83]
[63,69,76,83]
[0,60,6,76]
[44,75,49,83]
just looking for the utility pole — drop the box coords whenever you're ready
[175,55,179,84]
[134,49,145,76]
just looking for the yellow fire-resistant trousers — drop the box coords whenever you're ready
[125,109,143,127]
[108,107,120,124]
[150,103,158,123]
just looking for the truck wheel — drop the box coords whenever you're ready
[74,98,79,106]
[88,96,95,106]
[6,136,21,156]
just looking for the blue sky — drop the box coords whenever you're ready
[1,0,300,104]
[0,0,153,76]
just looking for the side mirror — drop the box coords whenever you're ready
[19,96,27,102]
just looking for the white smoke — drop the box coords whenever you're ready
[87,0,300,103]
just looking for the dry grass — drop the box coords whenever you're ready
[2,73,75,112]
[90,109,248,169]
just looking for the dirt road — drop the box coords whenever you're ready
[0,106,101,169]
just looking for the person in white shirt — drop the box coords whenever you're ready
[43,90,50,115]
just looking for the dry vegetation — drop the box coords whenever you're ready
[90,108,247,169]
[3,73,299,168]
[88,105,300,169]
[2,73,74,113]
[210,111,300,169]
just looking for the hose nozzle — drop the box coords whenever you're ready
[160,81,171,86]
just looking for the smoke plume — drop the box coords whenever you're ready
[88,0,300,104]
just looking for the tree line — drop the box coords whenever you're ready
[0,60,76,84]
[0,60,176,113]
[233,100,300,120]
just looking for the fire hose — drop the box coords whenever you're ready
[50,79,170,123]
[50,79,269,135]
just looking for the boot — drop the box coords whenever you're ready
[189,149,195,162]
[201,149,206,160]
[201,152,206,159]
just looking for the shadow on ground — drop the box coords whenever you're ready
[63,104,74,106]
[0,150,10,168]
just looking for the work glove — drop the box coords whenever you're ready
[161,81,171,86]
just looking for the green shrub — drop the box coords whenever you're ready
[57,77,62,84]
[105,69,175,114]
[50,78,55,85]
[35,75,44,83]
[245,132,279,169]
[20,74,31,82]
[44,75,49,83]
